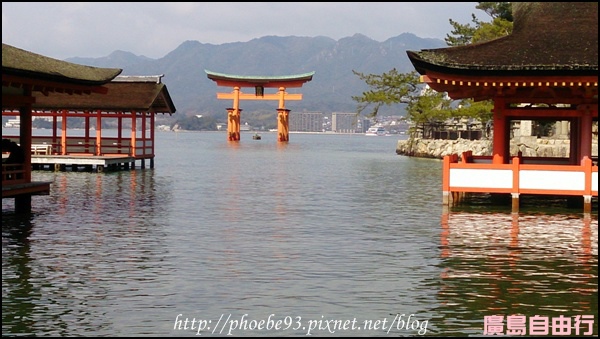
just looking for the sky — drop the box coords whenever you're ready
[2,2,484,60]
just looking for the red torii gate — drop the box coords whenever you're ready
[206,70,314,141]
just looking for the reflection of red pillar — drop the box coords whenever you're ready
[277,109,290,142]
[581,213,592,261]
[440,207,450,258]
[129,170,137,218]
[574,213,594,305]
[509,212,521,269]
[510,213,519,248]
[95,175,103,215]
[58,175,68,215]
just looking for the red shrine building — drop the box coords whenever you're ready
[407,2,598,212]
[2,43,122,213]
[3,44,176,214]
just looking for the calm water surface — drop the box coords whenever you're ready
[2,131,598,336]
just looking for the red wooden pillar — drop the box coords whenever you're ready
[118,114,123,139]
[442,156,451,205]
[141,112,146,157]
[150,112,155,168]
[226,108,234,140]
[18,93,31,181]
[234,109,241,141]
[580,104,596,213]
[277,109,290,142]
[227,86,242,141]
[583,157,593,213]
[511,156,521,212]
[85,114,91,153]
[61,109,68,155]
[15,88,33,213]
[578,105,594,165]
[131,110,137,156]
[492,98,508,164]
[568,118,579,165]
[227,108,241,141]
[96,110,102,155]
[277,87,289,142]
[52,111,58,153]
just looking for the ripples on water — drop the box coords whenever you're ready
[2,131,598,336]
[431,211,597,336]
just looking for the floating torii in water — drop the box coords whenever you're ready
[205,70,314,142]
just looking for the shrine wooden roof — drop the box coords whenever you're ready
[31,75,177,114]
[2,43,122,99]
[205,69,315,88]
[406,2,598,103]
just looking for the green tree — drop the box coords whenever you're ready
[406,87,454,138]
[352,2,513,134]
[446,2,513,46]
[351,69,420,118]
[174,115,217,131]
[477,2,512,21]
[443,1,512,130]
[455,99,494,122]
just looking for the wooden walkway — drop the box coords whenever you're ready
[31,154,151,172]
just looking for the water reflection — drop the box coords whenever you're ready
[2,169,174,336]
[429,210,598,336]
[2,214,41,335]
[3,132,597,336]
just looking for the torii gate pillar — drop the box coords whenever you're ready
[277,108,290,142]
[226,108,242,141]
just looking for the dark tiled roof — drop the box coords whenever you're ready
[206,69,315,88]
[2,43,122,85]
[407,2,598,76]
[32,77,176,114]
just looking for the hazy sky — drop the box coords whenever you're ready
[2,2,484,60]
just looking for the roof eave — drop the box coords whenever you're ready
[407,51,598,78]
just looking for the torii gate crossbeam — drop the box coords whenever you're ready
[206,70,314,142]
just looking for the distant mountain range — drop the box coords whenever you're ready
[66,33,445,123]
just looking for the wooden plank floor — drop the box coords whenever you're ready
[31,155,140,172]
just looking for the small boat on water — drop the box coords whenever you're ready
[252,133,262,140]
[365,126,387,136]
